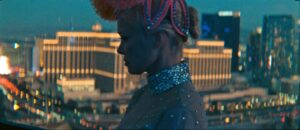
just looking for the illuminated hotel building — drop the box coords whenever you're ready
[183,40,232,91]
[37,31,132,94]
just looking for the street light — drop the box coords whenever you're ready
[13,43,20,49]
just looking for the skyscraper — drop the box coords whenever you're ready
[246,27,263,84]
[201,11,240,72]
[262,15,296,87]
[36,31,142,94]
[183,40,232,91]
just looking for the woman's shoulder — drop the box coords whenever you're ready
[169,82,204,104]
[156,103,208,130]
[125,85,148,111]
[156,81,205,113]
[156,83,208,129]
[131,85,148,99]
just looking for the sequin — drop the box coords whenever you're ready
[170,114,174,118]
[147,61,191,94]
[145,124,149,128]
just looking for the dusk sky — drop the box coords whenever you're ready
[0,0,299,40]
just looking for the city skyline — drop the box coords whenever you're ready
[0,0,299,40]
[1,0,300,130]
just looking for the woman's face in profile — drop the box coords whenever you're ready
[117,14,159,75]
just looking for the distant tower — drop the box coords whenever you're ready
[262,15,296,87]
[246,27,263,84]
[201,11,240,72]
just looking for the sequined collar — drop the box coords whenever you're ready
[147,61,191,95]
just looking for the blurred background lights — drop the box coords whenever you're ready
[0,56,11,75]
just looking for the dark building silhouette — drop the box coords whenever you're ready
[201,11,240,72]
[261,15,296,87]
[246,28,263,84]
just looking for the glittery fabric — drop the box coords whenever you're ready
[117,62,208,130]
[147,61,191,94]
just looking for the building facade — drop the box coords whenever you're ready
[57,78,100,102]
[37,31,142,94]
[183,40,232,91]
[201,11,240,72]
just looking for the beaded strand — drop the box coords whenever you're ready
[143,0,190,37]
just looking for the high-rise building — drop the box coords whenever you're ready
[183,40,232,91]
[246,27,263,84]
[33,38,45,72]
[262,15,297,87]
[201,11,240,72]
[36,31,143,94]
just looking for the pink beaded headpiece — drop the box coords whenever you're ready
[92,0,190,37]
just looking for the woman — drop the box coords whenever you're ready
[92,0,207,129]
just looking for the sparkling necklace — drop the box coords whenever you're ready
[147,61,191,94]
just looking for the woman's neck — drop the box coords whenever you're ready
[147,49,182,76]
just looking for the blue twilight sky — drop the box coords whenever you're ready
[0,0,298,40]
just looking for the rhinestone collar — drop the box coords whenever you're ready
[147,61,191,95]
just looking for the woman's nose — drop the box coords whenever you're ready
[117,42,125,55]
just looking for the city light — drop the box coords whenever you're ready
[268,55,272,69]
[33,98,37,104]
[13,103,20,111]
[13,43,20,49]
[0,56,11,75]
[256,27,262,34]
[218,11,240,17]
[225,117,230,124]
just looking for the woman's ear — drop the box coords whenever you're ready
[153,30,169,49]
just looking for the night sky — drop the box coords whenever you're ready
[0,0,298,40]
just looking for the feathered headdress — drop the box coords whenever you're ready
[92,0,190,37]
